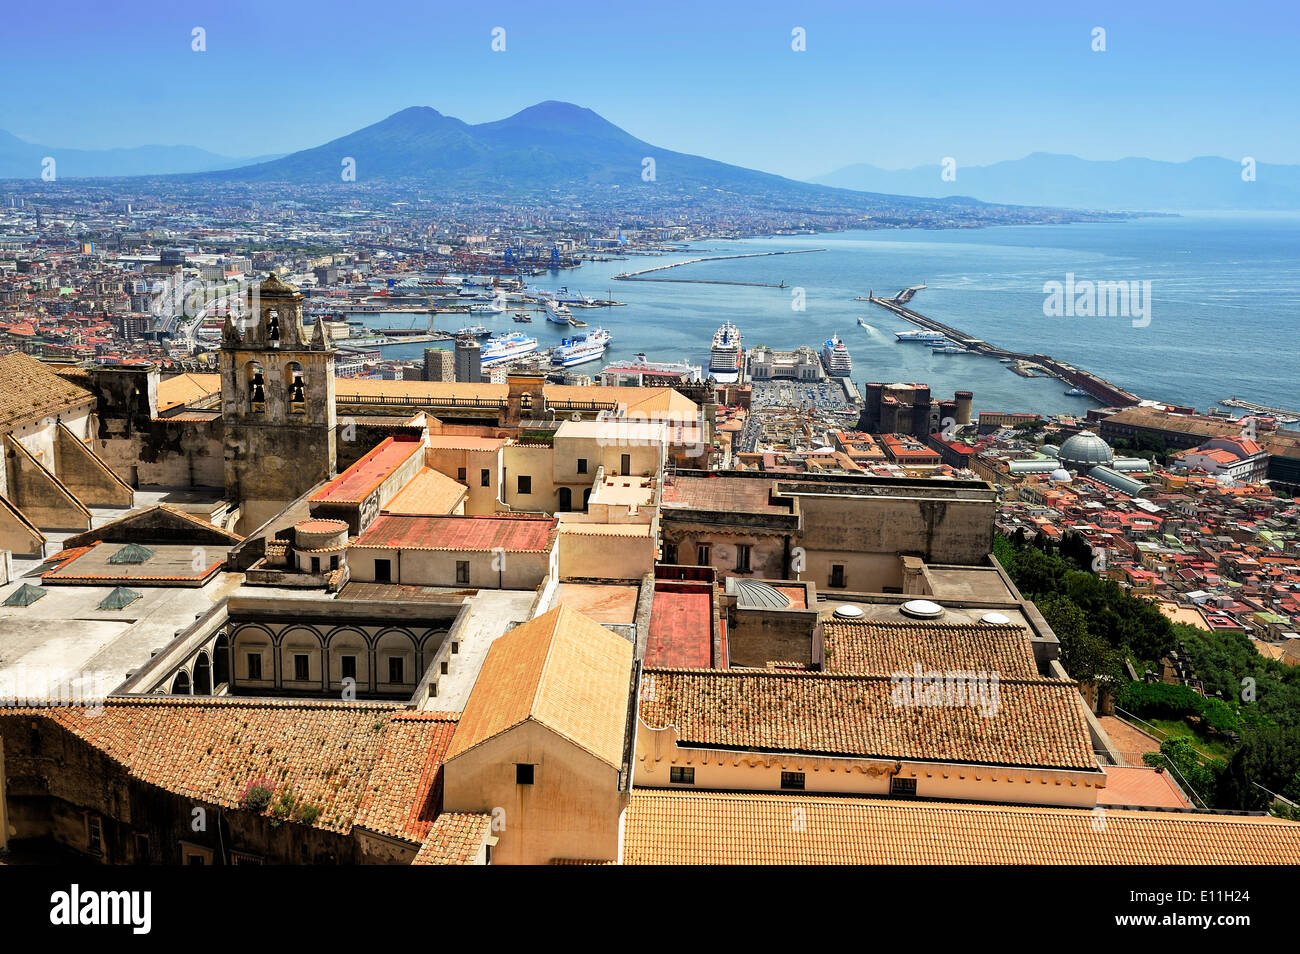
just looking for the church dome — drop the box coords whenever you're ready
[1049,468,1072,483]
[1057,430,1113,471]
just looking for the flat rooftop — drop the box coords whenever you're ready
[554,583,640,625]
[590,474,655,508]
[923,565,1015,602]
[41,542,228,586]
[662,475,790,515]
[645,583,713,669]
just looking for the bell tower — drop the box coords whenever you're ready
[220,273,337,531]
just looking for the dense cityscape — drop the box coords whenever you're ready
[0,1,1297,935]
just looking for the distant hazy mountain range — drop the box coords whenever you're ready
[811,153,1300,212]
[0,129,280,178]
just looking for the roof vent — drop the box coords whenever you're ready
[980,612,1012,625]
[900,599,944,619]
[833,604,864,620]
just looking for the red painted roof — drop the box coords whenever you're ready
[310,436,423,504]
[352,514,556,552]
[645,583,713,668]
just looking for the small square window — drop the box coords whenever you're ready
[516,763,535,785]
[480,468,491,487]
[340,655,357,681]
[577,458,588,474]
[891,777,918,797]
[697,544,711,566]
[246,652,262,680]
[830,564,846,588]
[670,766,695,785]
[736,544,752,573]
[388,656,405,684]
[517,475,532,495]
[780,771,805,791]
[293,654,309,680]
[457,467,467,482]
[456,560,470,585]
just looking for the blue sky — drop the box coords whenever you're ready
[1,0,1296,179]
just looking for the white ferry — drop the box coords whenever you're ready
[552,328,612,367]
[480,332,539,365]
[895,329,949,344]
[545,300,574,324]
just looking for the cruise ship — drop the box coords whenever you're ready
[895,329,949,344]
[552,328,612,367]
[821,335,853,376]
[709,322,743,382]
[545,300,574,324]
[480,332,539,365]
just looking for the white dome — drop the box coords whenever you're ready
[1049,468,1072,483]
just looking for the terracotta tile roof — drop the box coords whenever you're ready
[0,352,95,431]
[411,812,494,865]
[639,669,1097,770]
[822,620,1039,678]
[621,789,1300,864]
[156,372,220,412]
[353,711,460,841]
[1,699,457,836]
[310,436,424,504]
[383,466,469,515]
[352,513,556,552]
[1098,765,1193,809]
[661,475,788,514]
[447,605,634,768]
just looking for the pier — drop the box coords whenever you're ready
[868,287,1142,408]
[1219,397,1300,421]
[614,248,825,286]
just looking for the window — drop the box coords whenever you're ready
[457,466,467,482]
[697,544,711,566]
[481,468,491,487]
[181,845,211,865]
[456,560,470,585]
[620,453,631,474]
[516,763,535,785]
[780,771,805,791]
[736,544,752,573]
[388,656,405,684]
[576,458,588,474]
[329,555,339,570]
[891,777,918,797]
[374,558,391,582]
[664,543,678,565]
[517,475,532,495]
[670,766,695,785]
[340,655,357,681]
[133,833,150,865]
[246,652,262,680]
[293,654,310,681]
[87,815,103,855]
[830,564,846,588]
[310,556,320,574]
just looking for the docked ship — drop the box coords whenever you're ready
[709,322,743,383]
[552,328,612,367]
[931,344,970,354]
[821,335,853,376]
[480,331,539,365]
[454,325,491,338]
[545,300,574,324]
[895,329,949,344]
